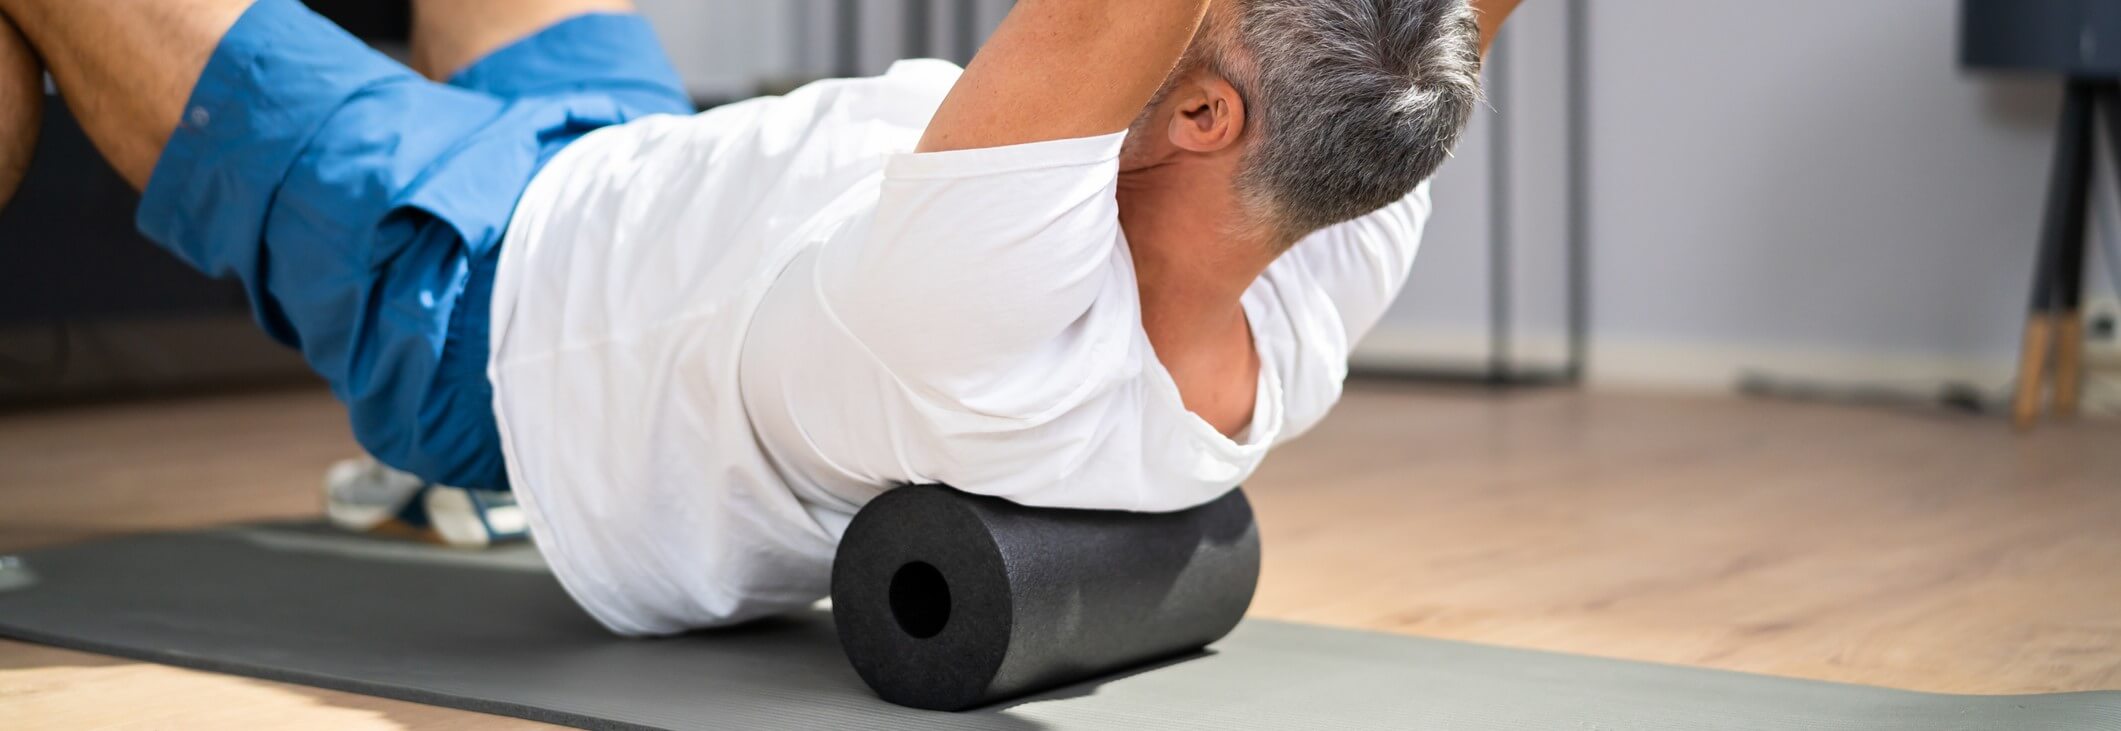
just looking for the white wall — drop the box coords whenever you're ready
[631,0,791,98]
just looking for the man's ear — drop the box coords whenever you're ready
[1165,75,1246,154]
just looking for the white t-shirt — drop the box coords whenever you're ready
[487,60,1432,635]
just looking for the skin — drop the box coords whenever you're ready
[0,9,37,212]
[1475,0,1524,53]
[0,0,248,190]
[409,0,635,81]
[947,0,1519,436]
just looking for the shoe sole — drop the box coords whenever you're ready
[425,487,493,548]
[323,459,412,533]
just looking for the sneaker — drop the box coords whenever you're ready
[423,485,529,548]
[323,457,527,548]
[323,457,427,534]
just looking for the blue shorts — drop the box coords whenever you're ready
[135,0,692,490]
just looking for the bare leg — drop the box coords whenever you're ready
[0,0,250,190]
[0,8,42,209]
[409,0,633,81]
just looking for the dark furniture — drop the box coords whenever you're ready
[1961,0,2121,428]
[0,104,246,323]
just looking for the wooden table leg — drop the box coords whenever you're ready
[2053,313,2083,418]
[2013,315,2053,430]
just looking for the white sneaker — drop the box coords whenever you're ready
[323,457,426,533]
[423,485,529,548]
[323,457,526,548]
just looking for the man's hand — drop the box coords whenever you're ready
[917,0,1210,154]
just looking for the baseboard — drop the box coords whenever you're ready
[1356,328,2007,387]
[1353,328,2121,417]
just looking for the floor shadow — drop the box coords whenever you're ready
[1735,371,1997,422]
[970,648,1217,714]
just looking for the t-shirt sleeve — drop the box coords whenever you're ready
[1257,181,1432,443]
[813,131,1130,409]
[1285,181,1433,347]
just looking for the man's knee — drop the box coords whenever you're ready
[0,0,254,190]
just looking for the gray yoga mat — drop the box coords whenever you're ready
[0,525,2115,730]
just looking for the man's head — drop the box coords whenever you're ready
[1121,0,1482,246]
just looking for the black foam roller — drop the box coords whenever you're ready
[831,485,1261,711]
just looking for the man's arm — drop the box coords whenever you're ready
[917,0,1210,154]
[1473,0,1524,55]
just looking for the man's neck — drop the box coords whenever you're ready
[1117,167,1277,436]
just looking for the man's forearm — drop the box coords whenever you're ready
[1472,0,1523,55]
[917,0,1210,154]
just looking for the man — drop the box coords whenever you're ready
[0,0,1510,635]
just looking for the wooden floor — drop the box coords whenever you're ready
[2,383,2118,728]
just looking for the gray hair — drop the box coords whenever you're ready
[1196,0,1482,245]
